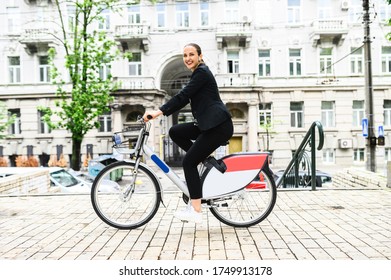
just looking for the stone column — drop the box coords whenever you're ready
[248,102,258,152]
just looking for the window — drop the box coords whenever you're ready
[38,110,51,134]
[321,101,335,127]
[230,108,244,119]
[227,51,239,73]
[98,9,110,30]
[350,47,363,74]
[348,0,362,23]
[225,0,239,22]
[8,109,21,135]
[156,3,166,28]
[176,2,189,28]
[290,101,303,128]
[129,52,142,76]
[7,7,20,33]
[317,0,331,19]
[353,148,365,162]
[322,149,335,164]
[258,50,271,77]
[99,111,112,133]
[126,111,143,122]
[99,63,111,81]
[39,56,50,83]
[320,47,332,75]
[254,0,271,26]
[289,49,301,76]
[384,100,391,126]
[287,0,301,24]
[259,103,272,126]
[352,100,365,127]
[8,56,21,83]
[379,0,391,23]
[200,1,209,26]
[67,5,76,30]
[381,46,391,74]
[128,5,141,24]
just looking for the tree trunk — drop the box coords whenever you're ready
[71,137,82,171]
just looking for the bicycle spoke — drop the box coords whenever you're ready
[91,162,161,230]
[209,169,276,227]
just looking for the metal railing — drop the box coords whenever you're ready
[276,121,324,190]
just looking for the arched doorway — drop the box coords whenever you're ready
[159,56,192,166]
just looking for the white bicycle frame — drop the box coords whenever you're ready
[120,120,269,200]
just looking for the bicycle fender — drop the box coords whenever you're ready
[202,153,268,199]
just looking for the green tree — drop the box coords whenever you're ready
[43,0,125,170]
[388,0,391,41]
[260,117,280,151]
[0,102,15,139]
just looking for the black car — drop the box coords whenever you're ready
[274,169,332,188]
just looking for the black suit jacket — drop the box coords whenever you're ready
[159,64,231,131]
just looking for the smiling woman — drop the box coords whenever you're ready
[143,43,233,223]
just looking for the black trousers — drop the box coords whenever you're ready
[169,118,233,199]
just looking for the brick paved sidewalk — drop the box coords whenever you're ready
[0,187,390,260]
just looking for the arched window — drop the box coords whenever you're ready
[126,111,143,122]
[229,108,244,119]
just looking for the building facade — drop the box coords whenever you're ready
[1,0,391,174]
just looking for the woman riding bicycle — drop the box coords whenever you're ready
[143,43,233,223]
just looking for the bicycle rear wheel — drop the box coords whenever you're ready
[91,161,161,230]
[208,168,276,227]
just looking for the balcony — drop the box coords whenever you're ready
[113,77,155,90]
[19,28,57,55]
[215,22,252,49]
[24,0,52,6]
[215,73,256,87]
[114,24,150,52]
[310,19,348,47]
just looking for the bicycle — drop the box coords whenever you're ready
[90,116,277,229]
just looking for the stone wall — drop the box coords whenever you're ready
[332,168,388,189]
[0,170,56,195]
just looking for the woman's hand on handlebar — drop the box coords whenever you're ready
[143,110,163,122]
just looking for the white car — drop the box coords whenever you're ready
[68,169,119,193]
[49,167,90,193]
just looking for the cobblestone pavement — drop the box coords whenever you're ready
[1,177,390,261]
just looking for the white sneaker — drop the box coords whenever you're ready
[174,204,202,223]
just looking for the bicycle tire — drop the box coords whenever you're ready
[208,167,277,227]
[91,161,161,230]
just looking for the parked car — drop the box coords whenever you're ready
[0,167,117,193]
[274,169,332,188]
[68,169,119,192]
[246,169,332,189]
[49,167,91,193]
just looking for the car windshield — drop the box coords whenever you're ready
[51,170,79,188]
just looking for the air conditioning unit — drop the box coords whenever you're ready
[339,138,353,149]
[341,0,349,10]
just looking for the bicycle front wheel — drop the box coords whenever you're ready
[209,168,277,227]
[91,161,161,230]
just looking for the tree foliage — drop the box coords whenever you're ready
[388,0,391,41]
[43,0,125,170]
[0,101,15,140]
